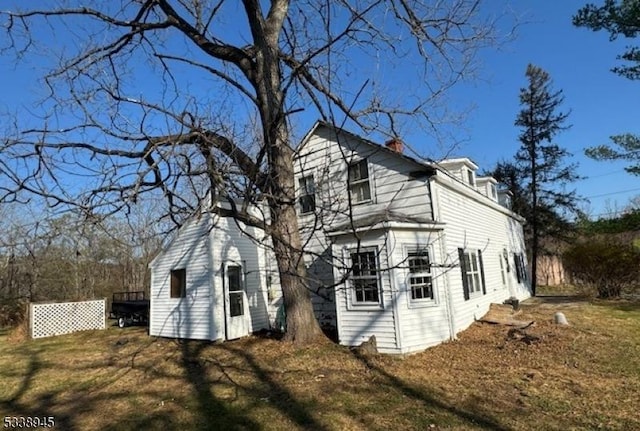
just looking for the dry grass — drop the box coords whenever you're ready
[1,296,639,430]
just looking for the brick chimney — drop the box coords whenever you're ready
[385,137,403,153]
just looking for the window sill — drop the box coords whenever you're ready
[468,290,484,300]
[408,299,438,309]
[347,302,384,311]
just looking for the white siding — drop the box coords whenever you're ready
[387,230,453,353]
[210,215,281,333]
[296,125,433,225]
[295,123,531,354]
[295,124,435,328]
[432,173,531,336]
[332,231,399,354]
[149,211,282,342]
[149,214,217,341]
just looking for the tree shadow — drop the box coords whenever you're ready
[0,335,183,430]
[0,345,81,430]
[178,340,261,431]
[350,349,512,431]
[221,340,327,431]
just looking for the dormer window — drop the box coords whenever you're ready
[490,184,497,200]
[466,169,475,186]
[348,159,371,203]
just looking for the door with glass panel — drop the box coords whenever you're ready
[224,264,249,340]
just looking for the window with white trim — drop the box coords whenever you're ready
[458,248,486,300]
[466,169,475,186]
[407,249,433,300]
[298,175,316,214]
[350,249,380,304]
[348,159,371,203]
[499,254,506,287]
[490,184,498,200]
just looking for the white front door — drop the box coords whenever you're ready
[224,264,250,340]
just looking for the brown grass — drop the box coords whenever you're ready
[1,296,639,430]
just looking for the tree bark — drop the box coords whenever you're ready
[247,0,323,343]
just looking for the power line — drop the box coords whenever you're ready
[585,187,640,199]
[579,169,628,180]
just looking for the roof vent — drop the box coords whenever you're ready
[385,137,403,153]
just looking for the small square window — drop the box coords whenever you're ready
[170,268,186,298]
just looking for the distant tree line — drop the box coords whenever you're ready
[0,206,164,326]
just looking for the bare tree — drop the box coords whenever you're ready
[1,1,502,344]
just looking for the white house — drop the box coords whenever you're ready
[149,121,531,354]
[294,121,531,354]
[148,207,282,342]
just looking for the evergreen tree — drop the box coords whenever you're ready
[515,64,580,296]
[574,1,640,174]
[489,160,530,216]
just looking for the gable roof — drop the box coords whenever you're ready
[296,120,437,176]
[295,120,523,221]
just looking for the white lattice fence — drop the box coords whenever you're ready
[30,299,106,339]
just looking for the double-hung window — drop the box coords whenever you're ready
[298,175,316,214]
[458,248,486,300]
[408,249,433,300]
[350,249,380,304]
[514,253,527,283]
[348,159,371,203]
[499,254,507,287]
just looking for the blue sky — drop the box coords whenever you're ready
[450,0,640,217]
[1,1,638,219]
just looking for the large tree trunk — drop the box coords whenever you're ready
[250,5,324,343]
[266,129,323,344]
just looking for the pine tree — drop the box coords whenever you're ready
[515,64,579,296]
[574,2,640,174]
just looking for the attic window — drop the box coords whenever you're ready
[170,268,186,298]
[348,159,371,203]
[490,184,497,199]
[467,169,475,186]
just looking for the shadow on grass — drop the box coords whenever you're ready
[0,334,181,431]
[350,349,511,431]
[177,336,326,430]
[222,340,327,431]
[179,340,261,431]
[0,347,74,430]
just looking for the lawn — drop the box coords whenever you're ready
[1,296,639,430]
